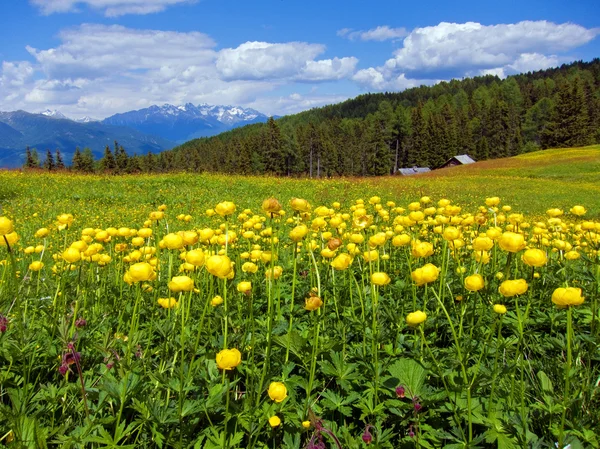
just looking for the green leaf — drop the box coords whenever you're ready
[387,358,427,398]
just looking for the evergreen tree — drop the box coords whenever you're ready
[71,147,83,171]
[80,148,96,173]
[55,149,65,169]
[43,149,55,171]
[264,117,284,175]
[23,146,39,169]
[100,146,116,172]
[114,142,129,173]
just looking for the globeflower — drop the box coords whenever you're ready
[205,255,234,279]
[472,236,494,251]
[168,276,194,292]
[237,281,252,294]
[406,310,427,327]
[157,297,178,309]
[498,232,526,253]
[216,348,241,370]
[331,253,353,270]
[35,227,50,238]
[493,304,507,314]
[290,198,311,212]
[411,241,434,258]
[265,265,283,280]
[185,249,205,267]
[485,197,500,207]
[570,205,586,216]
[304,295,323,311]
[499,279,528,297]
[522,248,547,267]
[62,247,81,264]
[29,261,44,271]
[162,233,184,250]
[211,295,224,307]
[289,224,309,242]
[464,274,485,292]
[411,264,440,286]
[262,197,282,215]
[0,217,14,236]
[267,382,288,402]
[371,272,391,286]
[127,262,155,283]
[269,416,281,428]
[551,287,584,308]
[215,201,236,217]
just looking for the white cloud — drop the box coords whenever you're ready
[30,0,195,17]
[248,92,351,116]
[352,20,598,91]
[385,21,598,74]
[216,42,357,82]
[353,68,435,91]
[1,24,357,118]
[338,25,408,41]
[26,24,216,79]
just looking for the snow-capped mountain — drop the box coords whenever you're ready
[0,110,174,168]
[76,116,97,123]
[102,103,270,143]
[40,109,68,120]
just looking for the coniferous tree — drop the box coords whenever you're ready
[115,143,129,173]
[71,147,83,171]
[55,149,65,169]
[100,146,116,172]
[43,149,55,171]
[80,148,95,173]
[23,146,38,169]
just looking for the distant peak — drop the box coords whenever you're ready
[40,109,68,119]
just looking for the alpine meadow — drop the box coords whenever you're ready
[1,2,600,448]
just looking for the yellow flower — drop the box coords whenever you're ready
[265,265,283,280]
[127,262,155,282]
[205,255,234,279]
[464,274,485,292]
[185,249,205,267]
[62,247,81,263]
[551,287,584,308]
[262,197,282,215]
[267,382,288,402]
[237,281,252,294]
[57,213,74,226]
[304,295,323,311]
[211,295,224,307]
[35,227,50,238]
[498,279,528,297]
[363,249,379,262]
[289,224,309,242]
[330,253,353,270]
[472,236,494,251]
[564,251,580,260]
[546,208,563,217]
[485,197,500,207]
[215,201,236,217]
[0,217,14,236]
[371,272,391,286]
[290,198,311,212]
[216,348,241,370]
[168,276,194,292]
[392,234,411,247]
[443,227,461,241]
[157,297,178,309]
[406,310,427,327]
[179,230,199,246]
[269,416,281,428]
[498,232,526,253]
[411,241,434,258]
[29,261,44,271]
[302,421,311,429]
[493,304,507,314]
[522,249,547,267]
[570,205,586,216]
[242,262,258,273]
[162,233,184,250]
[411,264,440,286]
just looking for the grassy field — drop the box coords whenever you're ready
[0,145,599,448]
[1,145,599,225]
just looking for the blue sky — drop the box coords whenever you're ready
[0,0,598,119]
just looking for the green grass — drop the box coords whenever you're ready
[1,145,599,224]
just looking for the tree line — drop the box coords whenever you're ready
[23,59,600,176]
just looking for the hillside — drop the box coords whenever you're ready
[146,58,600,177]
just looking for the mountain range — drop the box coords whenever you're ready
[0,104,271,167]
